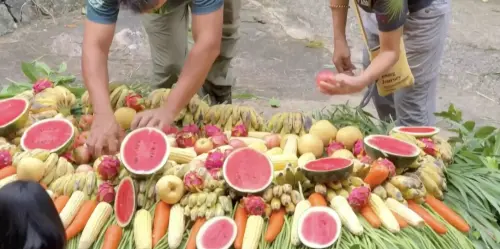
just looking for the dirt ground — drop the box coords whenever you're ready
[0,0,499,131]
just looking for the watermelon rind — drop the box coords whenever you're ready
[364,134,420,168]
[196,216,237,249]
[298,206,341,249]
[120,127,170,176]
[223,147,274,194]
[0,98,30,136]
[20,117,75,154]
[302,158,353,183]
[391,126,440,138]
[115,176,136,228]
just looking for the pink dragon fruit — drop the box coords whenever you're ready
[347,186,371,211]
[208,168,223,180]
[231,123,248,137]
[373,158,396,177]
[243,195,266,216]
[182,124,200,135]
[210,132,229,148]
[125,93,146,112]
[203,125,221,137]
[353,139,366,157]
[162,125,179,135]
[61,151,75,163]
[326,141,345,156]
[419,138,439,157]
[205,149,225,170]
[0,150,12,169]
[97,181,116,203]
[184,171,204,192]
[359,155,374,164]
[97,155,121,180]
[176,131,198,148]
[32,78,54,94]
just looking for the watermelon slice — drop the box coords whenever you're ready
[120,127,170,176]
[0,98,30,136]
[364,135,419,168]
[196,216,237,249]
[223,147,273,194]
[302,158,353,183]
[20,117,75,154]
[391,126,440,138]
[298,206,341,249]
[115,176,136,227]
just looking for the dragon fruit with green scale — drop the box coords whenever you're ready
[347,186,371,211]
[372,158,396,178]
[184,171,205,192]
[418,138,439,157]
[231,123,248,137]
[32,79,54,94]
[97,181,116,203]
[353,139,366,157]
[125,93,146,112]
[182,124,200,135]
[326,141,345,156]
[0,150,12,169]
[205,149,225,170]
[97,156,121,181]
[243,195,266,216]
[203,125,221,137]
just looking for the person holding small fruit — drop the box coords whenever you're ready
[319,0,451,126]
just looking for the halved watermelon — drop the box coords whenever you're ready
[364,135,419,168]
[120,127,170,176]
[0,98,30,136]
[298,206,341,249]
[391,126,440,138]
[196,216,237,249]
[302,157,353,183]
[115,176,136,227]
[223,147,273,194]
[20,117,75,154]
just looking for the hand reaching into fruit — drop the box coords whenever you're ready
[130,107,174,131]
[316,70,368,95]
[86,113,124,157]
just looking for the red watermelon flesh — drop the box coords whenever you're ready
[198,217,236,249]
[21,119,74,152]
[0,98,26,127]
[305,158,352,171]
[398,127,436,133]
[367,136,417,155]
[114,177,136,227]
[121,128,170,175]
[301,212,338,244]
[223,148,273,193]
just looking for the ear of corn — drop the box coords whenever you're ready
[168,204,185,249]
[247,131,271,139]
[370,194,400,233]
[60,190,86,228]
[134,209,153,249]
[242,215,264,249]
[291,200,311,246]
[385,198,424,228]
[330,195,363,235]
[169,147,197,164]
[282,135,298,155]
[269,154,298,171]
[230,137,265,146]
[78,202,113,249]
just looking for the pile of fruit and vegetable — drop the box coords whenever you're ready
[1,61,500,249]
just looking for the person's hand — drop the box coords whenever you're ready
[86,113,124,157]
[333,39,356,73]
[317,73,367,95]
[131,107,174,130]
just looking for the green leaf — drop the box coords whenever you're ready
[474,126,497,139]
[463,120,476,132]
[58,62,67,73]
[34,61,52,76]
[21,62,38,82]
[268,97,280,108]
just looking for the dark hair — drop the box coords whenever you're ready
[119,0,158,13]
[0,180,66,249]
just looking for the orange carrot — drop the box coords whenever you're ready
[54,195,70,213]
[392,211,408,228]
[0,166,15,179]
[425,195,470,233]
[65,200,98,240]
[363,163,389,189]
[186,217,207,249]
[101,224,122,249]
[308,193,328,207]
[152,202,171,248]
[408,200,447,235]
[265,208,286,243]
[234,203,248,249]
[360,205,381,228]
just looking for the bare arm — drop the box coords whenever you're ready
[82,20,116,115]
[330,0,349,42]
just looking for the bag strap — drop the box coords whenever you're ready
[352,0,371,51]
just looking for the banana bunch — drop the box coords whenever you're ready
[274,163,308,188]
[82,84,144,114]
[262,183,301,214]
[316,176,367,203]
[49,171,97,198]
[266,112,314,135]
[145,88,170,109]
[136,179,158,210]
[415,161,446,200]
[13,150,74,186]
[31,86,76,117]
[179,191,232,221]
[14,90,34,101]
[183,94,210,126]
[145,88,202,125]
[432,135,453,165]
[389,174,427,204]
[203,104,265,131]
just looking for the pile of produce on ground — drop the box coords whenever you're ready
[0,61,499,249]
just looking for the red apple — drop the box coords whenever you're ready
[263,134,281,149]
[229,138,247,149]
[194,138,214,155]
[315,69,336,86]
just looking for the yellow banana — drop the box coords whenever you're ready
[232,105,240,125]
[292,113,303,134]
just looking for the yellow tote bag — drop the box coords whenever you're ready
[352,1,414,97]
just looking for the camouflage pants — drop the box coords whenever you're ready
[141,0,241,105]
